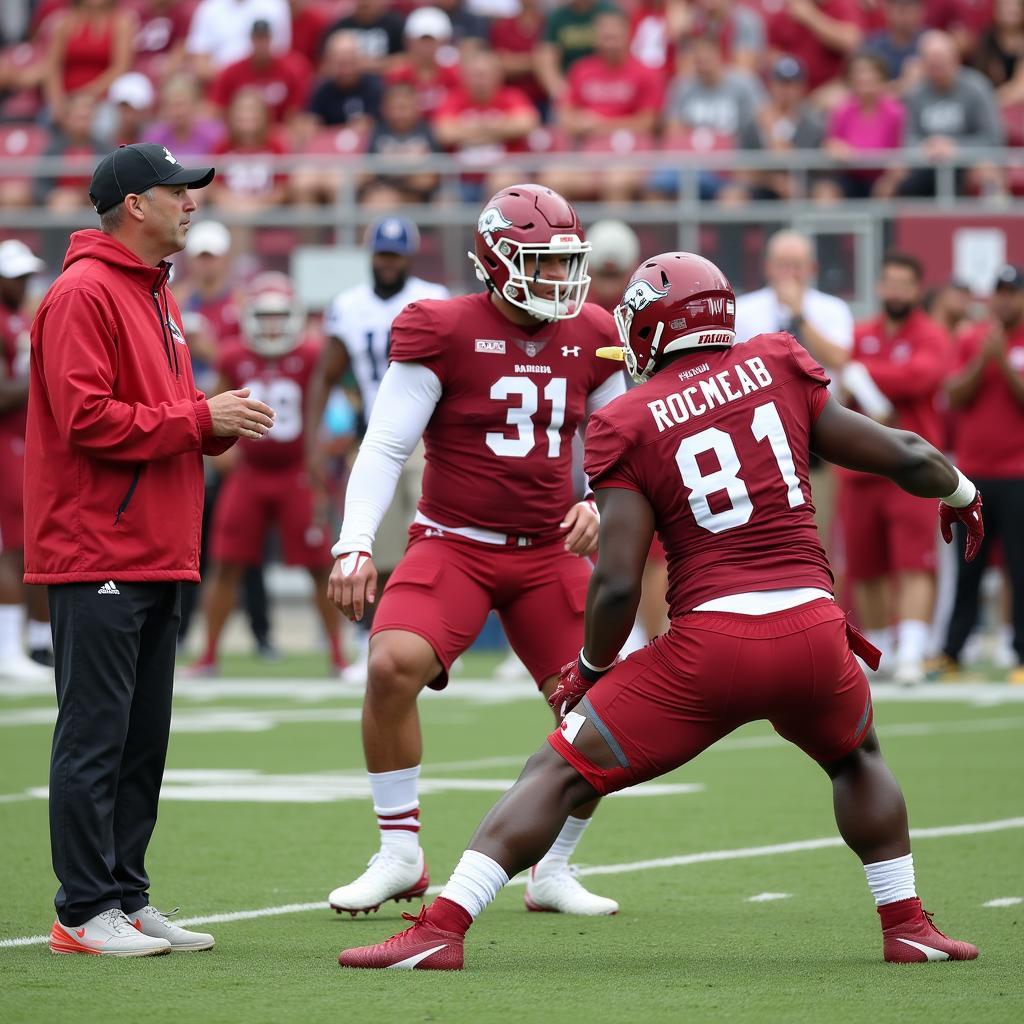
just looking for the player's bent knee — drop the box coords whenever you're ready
[520,745,598,808]
[366,633,439,701]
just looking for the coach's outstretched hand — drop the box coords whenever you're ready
[329,550,378,621]
[207,388,275,440]
[939,492,984,563]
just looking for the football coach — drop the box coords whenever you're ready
[23,144,275,957]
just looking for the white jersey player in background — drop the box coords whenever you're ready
[306,217,448,681]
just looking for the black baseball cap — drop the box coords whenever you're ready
[994,265,1024,291]
[89,143,215,215]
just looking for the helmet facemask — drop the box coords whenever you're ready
[614,301,664,384]
[471,234,592,322]
[243,294,305,357]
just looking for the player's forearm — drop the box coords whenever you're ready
[583,570,642,669]
[945,356,987,407]
[885,432,958,498]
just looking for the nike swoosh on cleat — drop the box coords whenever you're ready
[386,944,448,970]
[75,928,86,938]
[895,937,951,961]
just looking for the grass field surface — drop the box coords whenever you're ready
[1,652,1022,1024]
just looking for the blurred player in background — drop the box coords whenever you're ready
[338,251,981,971]
[938,265,1024,682]
[326,184,626,918]
[173,220,274,658]
[192,272,343,674]
[308,217,449,683]
[836,254,948,684]
[0,240,52,681]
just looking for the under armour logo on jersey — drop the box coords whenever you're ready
[561,346,581,357]
[478,206,513,243]
[623,280,669,312]
[162,146,177,165]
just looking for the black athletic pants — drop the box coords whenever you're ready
[48,581,180,926]
[943,477,1024,664]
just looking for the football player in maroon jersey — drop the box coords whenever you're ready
[326,185,627,918]
[193,273,344,674]
[338,252,982,970]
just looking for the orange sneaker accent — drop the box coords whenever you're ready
[49,921,101,956]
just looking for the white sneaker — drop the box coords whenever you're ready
[494,650,530,681]
[524,865,619,916]
[49,908,171,957]
[328,849,429,915]
[893,660,926,687]
[340,655,368,686]
[128,905,214,951]
[0,652,53,683]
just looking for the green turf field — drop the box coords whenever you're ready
[1,653,1022,1024]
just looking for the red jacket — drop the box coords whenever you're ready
[23,230,234,584]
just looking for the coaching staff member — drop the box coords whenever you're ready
[23,144,275,957]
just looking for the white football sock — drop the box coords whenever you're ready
[534,815,591,878]
[865,628,893,667]
[0,604,24,659]
[864,853,916,906]
[896,620,930,668]
[369,766,421,861]
[27,618,52,652]
[440,850,510,919]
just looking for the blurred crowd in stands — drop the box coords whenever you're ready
[1,0,1022,210]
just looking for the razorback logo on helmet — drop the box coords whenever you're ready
[478,206,514,242]
[623,280,669,313]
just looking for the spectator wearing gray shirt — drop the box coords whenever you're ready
[648,35,763,201]
[877,30,1006,198]
[735,56,825,201]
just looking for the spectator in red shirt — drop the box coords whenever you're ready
[766,0,863,99]
[547,9,661,201]
[209,19,312,126]
[131,0,192,84]
[837,252,949,684]
[43,0,136,121]
[940,265,1024,680]
[490,0,548,115]
[385,6,462,118]
[209,88,290,214]
[434,48,539,200]
[359,81,441,207]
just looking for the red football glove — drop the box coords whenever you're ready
[548,655,617,719]
[939,492,984,563]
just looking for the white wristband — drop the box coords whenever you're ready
[941,469,977,509]
[579,647,616,673]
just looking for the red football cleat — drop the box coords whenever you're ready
[338,906,464,971]
[879,898,979,963]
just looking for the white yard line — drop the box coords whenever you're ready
[3,815,1022,950]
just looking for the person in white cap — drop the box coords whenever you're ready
[0,240,53,682]
[106,72,156,147]
[386,6,461,118]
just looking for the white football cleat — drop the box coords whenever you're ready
[128,905,215,951]
[893,660,925,687]
[0,652,53,683]
[524,865,619,916]
[49,908,171,956]
[328,850,429,915]
[339,655,368,686]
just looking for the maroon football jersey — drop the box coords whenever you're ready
[585,333,835,616]
[389,292,622,539]
[217,336,320,470]
[0,305,31,440]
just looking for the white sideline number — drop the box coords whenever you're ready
[486,376,567,458]
[675,401,805,534]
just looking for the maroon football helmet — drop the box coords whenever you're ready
[470,183,591,321]
[613,252,735,383]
